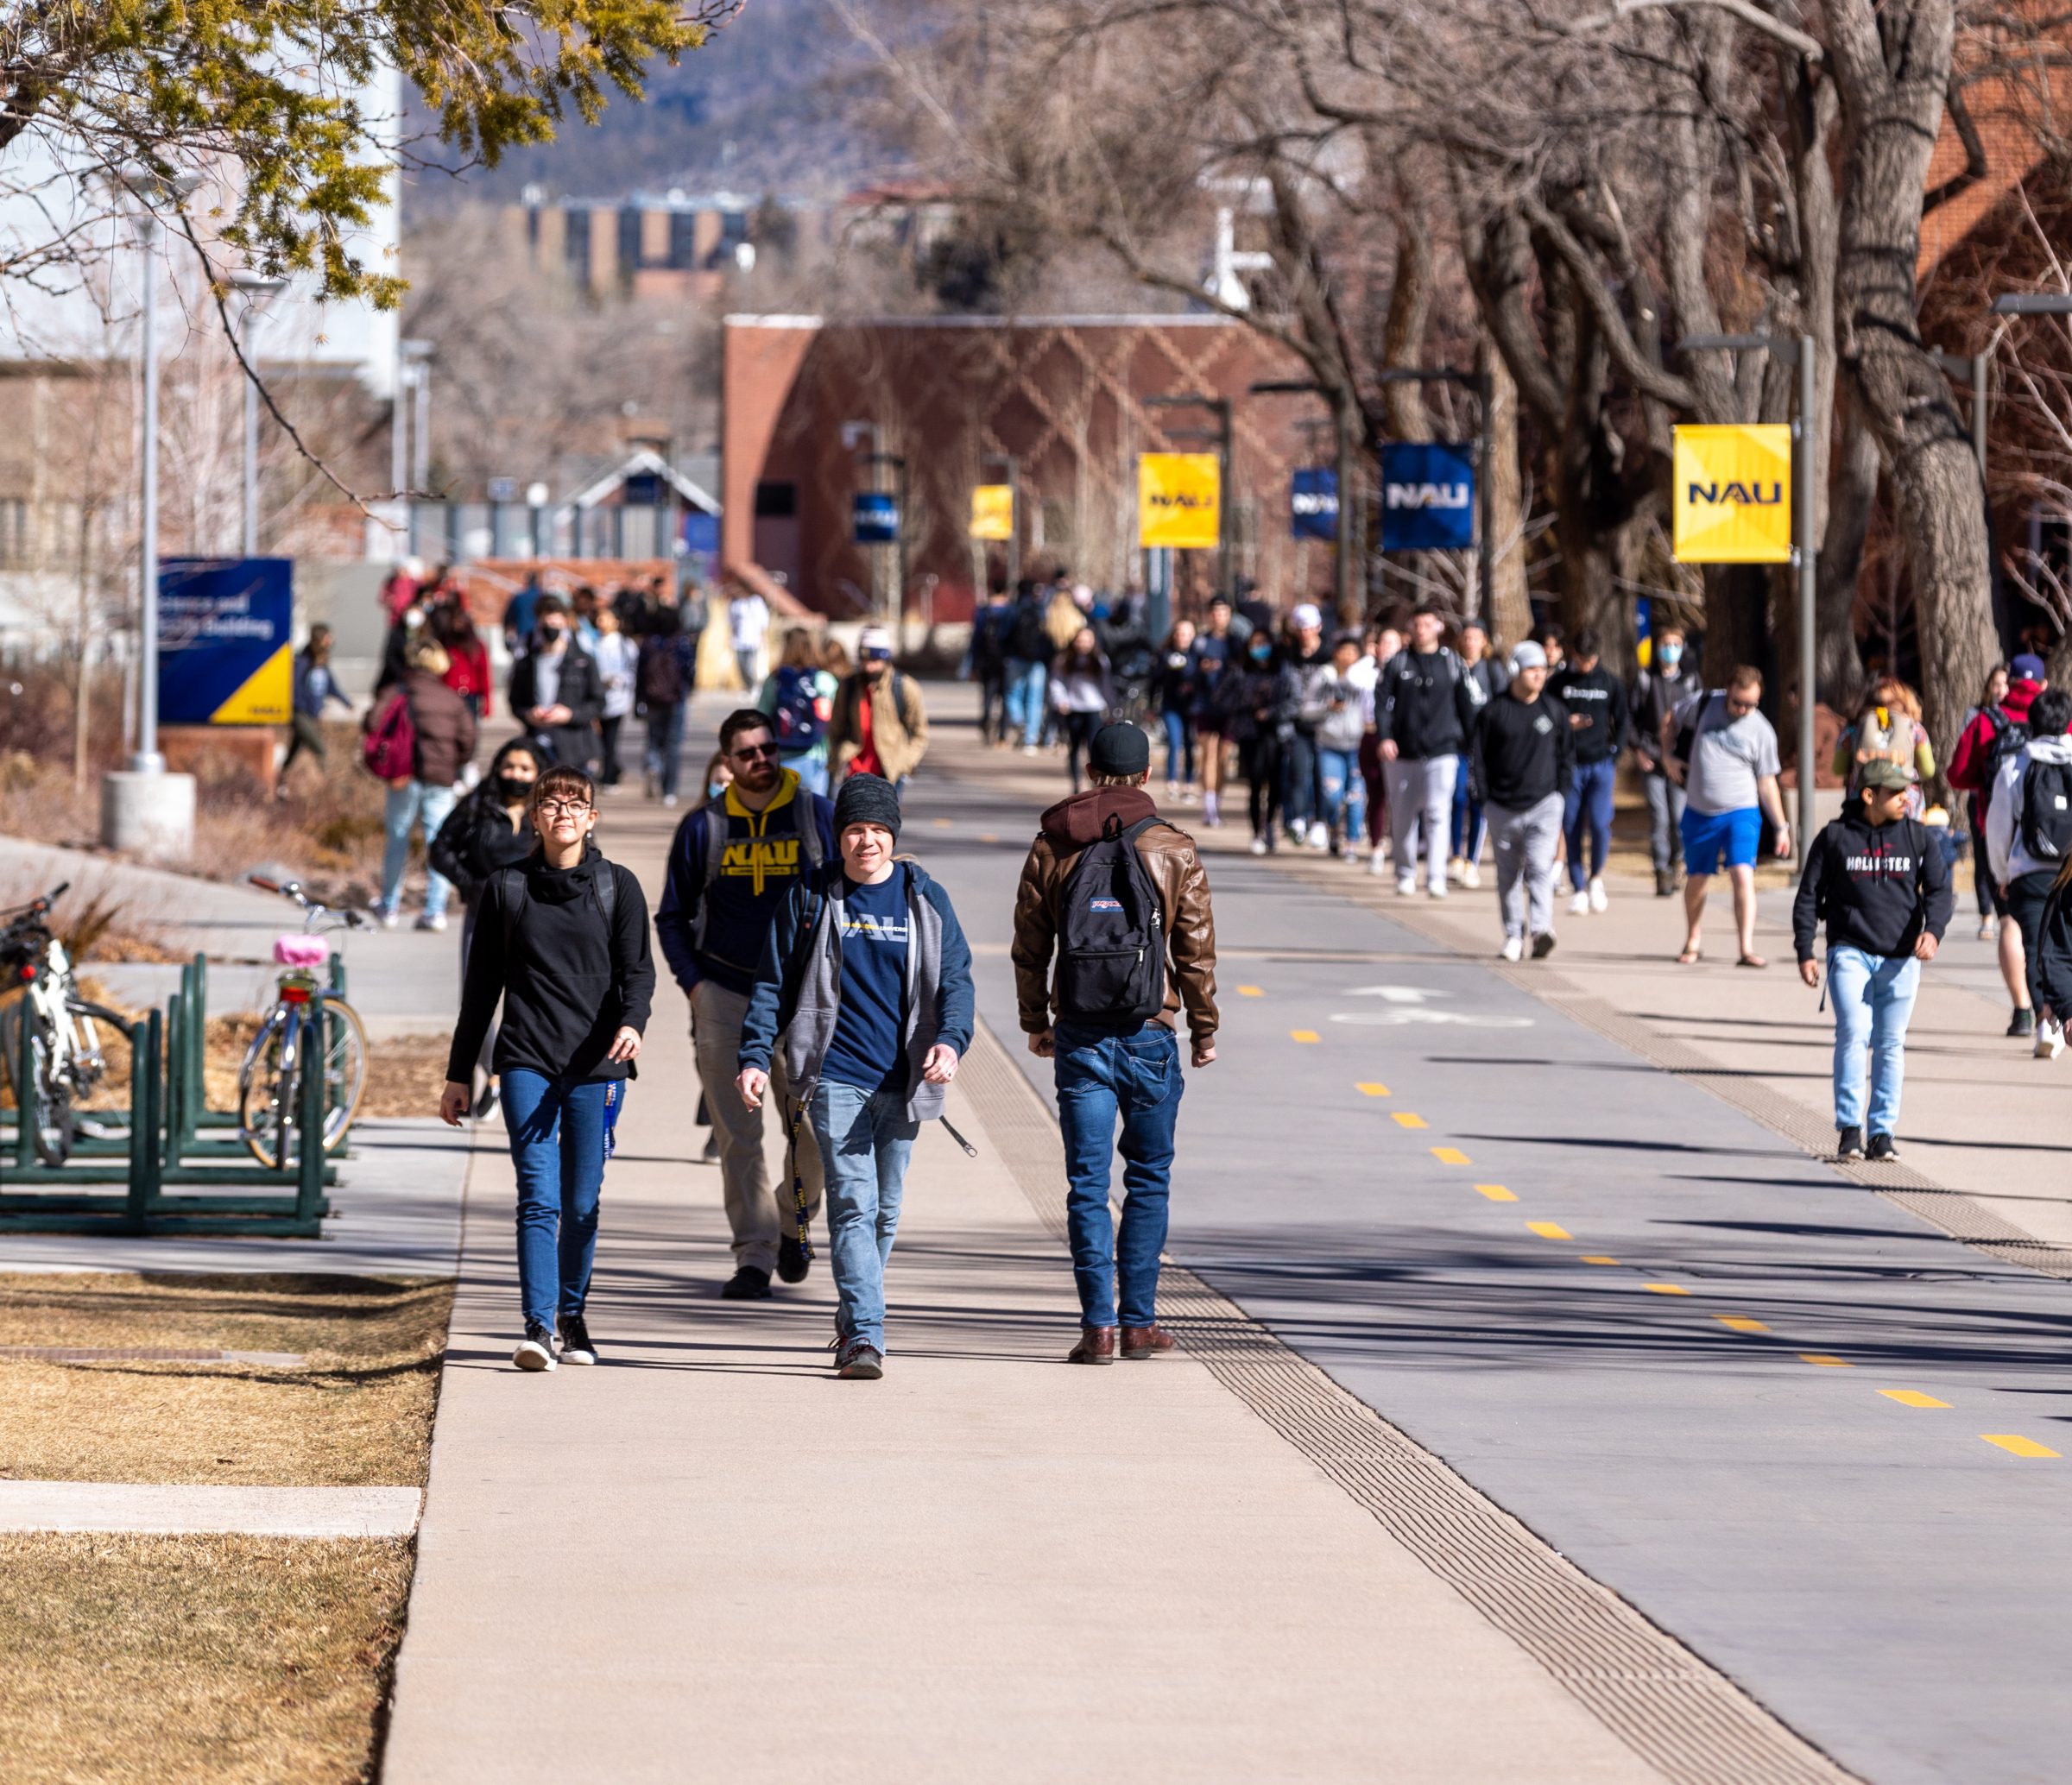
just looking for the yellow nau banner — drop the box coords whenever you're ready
[1673,424,1792,564]
[1139,452,1221,550]
[970,483,1014,541]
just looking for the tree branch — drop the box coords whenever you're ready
[1566,0,1824,61]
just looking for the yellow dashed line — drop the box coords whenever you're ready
[932,817,953,828]
[1474,1183,1516,1202]
[1715,1315,1768,1333]
[1982,1434,2060,1458]
[1579,1255,1619,1265]
[978,832,999,844]
[1799,1353,1853,1369]
[1527,1221,1571,1240]
[1880,1390,1950,1409]
[1356,1082,1390,1097]
[1644,1284,1690,1296]
[1291,1029,1320,1044]
[1393,1111,1428,1130]
[1431,1146,1470,1165]
[1237,985,1263,997]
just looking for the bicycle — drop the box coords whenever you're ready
[238,877,371,1170]
[0,881,119,1166]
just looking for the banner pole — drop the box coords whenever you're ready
[1796,333,1818,874]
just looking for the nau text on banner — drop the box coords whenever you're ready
[1672,424,1792,564]
[1138,452,1222,551]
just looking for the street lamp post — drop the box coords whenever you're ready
[229,272,286,558]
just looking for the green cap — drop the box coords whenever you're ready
[1859,760,1918,791]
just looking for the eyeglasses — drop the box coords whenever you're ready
[730,742,779,761]
[537,799,592,819]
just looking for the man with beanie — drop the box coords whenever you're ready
[736,774,974,1379]
[829,626,930,791]
[656,708,837,1299]
[1795,760,1953,1161]
[1012,722,1218,1364]
[1471,641,1572,961]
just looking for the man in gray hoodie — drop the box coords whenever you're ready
[1986,686,2072,1061]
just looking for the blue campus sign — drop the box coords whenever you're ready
[1380,442,1476,551]
[157,557,294,725]
[852,491,900,545]
[1290,466,1339,540]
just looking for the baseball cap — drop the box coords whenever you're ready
[1291,602,1323,631]
[2012,653,2047,683]
[1860,760,1919,791]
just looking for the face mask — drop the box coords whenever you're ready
[496,773,534,803]
[539,626,566,649]
[1658,642,1683,667]
[1251,644,1272,663]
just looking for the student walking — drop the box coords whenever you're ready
[369,638,477,931]
[735,774,974,1379]
[1190,596,1241,828]
[655,710,837,1296]
[1313,632,1372,857]
[509,596,604,773]
[1155,618,1199,798]
[636,603,698,806]
[1550,628,1629,915]
[1629,625,1691,894]
[1669,667,1791,966]
[1281,603,1331,847]
[282,624,353,791]
[1985,686,2072,1059]
[828,627,930,792]
[758,628,838,796]
[1793,761,1953,1161]
[1052,625,1115,792]
[1953,654,2045,1032]
[1956,665,2011,940]
[1448,617,1507,886]
[1379,603,1486,898]
[1472,640,1573,960]
[439,766,655,1371]
[1010,723,1218,1364]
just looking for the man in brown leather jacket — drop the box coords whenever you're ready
[1011,722,1218,1365]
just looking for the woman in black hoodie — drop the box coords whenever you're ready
[439,766,656,1372]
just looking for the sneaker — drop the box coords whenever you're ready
[1500,935,1524,962]
[662,793,680,809]
[1462,862,1481,888]
[836,1339,884,1379]
[1568,889,1591,916]
[1589,877,1608,912]
[513,1322,558,1372]
[2009,1006,2037,1038]
[1656,870,1675,897]
[1530,930,1557,959]
[1978,917,1999,942]
[1306,821,1330,850]
[1396,874,1418,898]
[699,1131,721,1163]
[556,1312,597,1365]
[370,904,401,930]
[1427,880,1448,899]
[1166,781,1181,800]
[1249,836,1269,855]
[414,911,448,933]
[1866,1132,1900,1162]
[720,1265,773,1301]
[1022,743,1039,756]
[1447,856,1466,885]
[1836,1126,1866,1160]
[1203,792,1221,828]
[777,1234,811,1284]
[2036,1019,2065,1061]
[1369,847,1389,877]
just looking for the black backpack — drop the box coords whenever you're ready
[1986,708,2033,780]
[1054,815,1167,1026]
[638,635,687,706]
[2018,756,2072,861]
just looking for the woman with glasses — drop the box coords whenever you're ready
[439,765,656,1372]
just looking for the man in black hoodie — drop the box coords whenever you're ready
[1549,627,1629,916]
[1793,760,1953,1163]
[1472,640,1572,960]
[1379,602,1486,898]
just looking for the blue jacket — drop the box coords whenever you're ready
[654,773,837,996]
[738,860,975,1121]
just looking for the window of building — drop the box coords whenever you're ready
[564,208,591,281]
[617,206,643,275]
[0,498,28,566]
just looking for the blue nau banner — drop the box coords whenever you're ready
[1380,443,1475,551]
[853,491,900,544]
[158,558,293,725]
[1290,466,1339,540]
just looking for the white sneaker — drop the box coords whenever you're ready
[1589,877,1608,912]
[1023,743,1039,756]
[371,905,400,930]
[1568,889,1591,916]
[1428,880,1449,899]
[1307,821,1330,850]
[2036,1019,2064,1061]
[1249,836,1269,855]
[1370,847,1390,877]
[512,1328,558,1372]
[1462,863,1481,889]
[1447,857,1466,885]
[414,911,448,933]
[1396,874,1418,898]
[1500,935,1524,962]
[662,793,680,809]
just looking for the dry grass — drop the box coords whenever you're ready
[0,1274,453,1487]
[357,1032,456,1119]
[0,1531,412,1785]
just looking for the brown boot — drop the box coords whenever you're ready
[1067,1325,1116,1365]
[1121,1323,1176,1360]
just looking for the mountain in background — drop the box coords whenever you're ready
[403,0,881,209]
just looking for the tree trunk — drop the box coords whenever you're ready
[1816,386,1878,702]
[1702,564,1772,690]
[1481,341,1532,647]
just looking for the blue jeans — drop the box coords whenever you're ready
[1829,947,1920,1134]
[1450,753,1487,861]
[810,1080,919,1353]
[1317,746,1366,844]
[381,780,458,917]
[502,1069,618,1332]
[1564,757,1617,887]
[1005,659,1047,747]
[1055,1022,1184,1328]
[781,751,829,797]
[1162,709,1196,784]
[644,700,686,799]
[1282,730,1318,830]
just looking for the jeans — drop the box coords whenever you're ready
[502,1069,617,1331]
[1005,659,1047,747]
[1162,709,1196,785]
[1317,746,1366,844]
[598,713,625,785]
[1282,729,1318,831]
[691,978,824,1271]
[780,750,829,797]
[381,780,458,917]
[1564,757,1616,888]
[1449,754,1487,863]
[1828,947,1920,1134]
[643,701,686,799]
[1489,793,1565,937]
[734,645,763,691]
[1386,755,1458,890]
[809,1080,919,1353]
[1055,1022,1184,1329]
[1644,771,1686,874]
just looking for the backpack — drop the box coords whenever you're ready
[1986,707,2032,781]
[638,635,686,706]
[2018,755,2072,862]
[1054,815,1167,1026]
[361,690,415,781]
[1847,705,1916,794]
[770,665,828,749]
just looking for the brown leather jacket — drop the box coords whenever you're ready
[1011,785,1217,1044]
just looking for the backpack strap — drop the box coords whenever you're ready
[591,861,618,934]
[496,865,528,961]
[798,798,825,869]
[690,804,730,952]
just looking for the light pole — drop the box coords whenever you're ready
[229,271,285,558]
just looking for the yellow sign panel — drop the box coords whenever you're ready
[209,641,294,725]
[1673,424,1792,564]
[970,483,1014,541]
[1138,452,1222,550]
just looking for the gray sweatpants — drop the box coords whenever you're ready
[691,978,825,1272]
[1644,771,1686,874]
[1386,755,1458,891]
[1488,792,1565,938]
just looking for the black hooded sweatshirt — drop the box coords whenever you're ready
[445,840,655,1085]
[1791,812,1954,962]
[1379,647,1484,759]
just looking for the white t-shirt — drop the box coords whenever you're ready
[730,594,771,651]
[594,633,637,719]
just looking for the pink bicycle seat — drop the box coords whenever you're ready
[273,934,331,968]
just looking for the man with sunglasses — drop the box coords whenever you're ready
[657,709,837,1298]
[1667,665,1791,968]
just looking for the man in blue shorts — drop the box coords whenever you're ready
[1668,665,1791,966]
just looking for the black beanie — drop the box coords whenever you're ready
[1089,722,1151,778]
[833,773,902,842]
